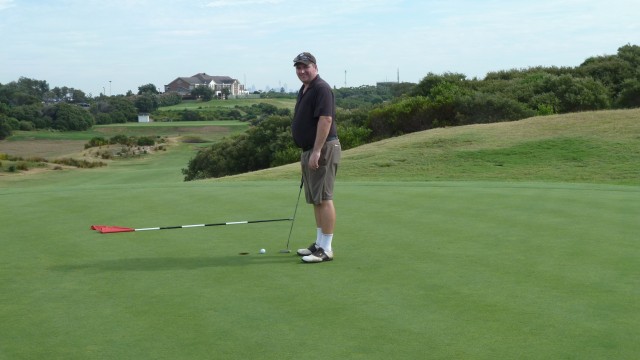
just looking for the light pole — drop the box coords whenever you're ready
[109,81,112,96]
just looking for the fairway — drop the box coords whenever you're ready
[1,111,640,359]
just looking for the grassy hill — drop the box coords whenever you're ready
[225,108,640,185]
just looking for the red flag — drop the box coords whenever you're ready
[90,225,135,234]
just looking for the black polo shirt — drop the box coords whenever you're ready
[291,75,337,150]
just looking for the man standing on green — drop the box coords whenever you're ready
[291,52,341,263]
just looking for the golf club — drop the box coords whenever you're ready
[91,218,292,234]
[279,178,304,253]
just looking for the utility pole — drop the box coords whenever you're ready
[109,80,112,96]
[344,70,347,87]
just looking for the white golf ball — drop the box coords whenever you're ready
[259,248,266,254]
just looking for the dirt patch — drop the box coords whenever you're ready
[0,140,86,158]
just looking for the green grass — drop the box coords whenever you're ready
[1,109,639,359]
[159,98,297,112]
[6,121,249,141]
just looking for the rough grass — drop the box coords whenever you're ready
[0,140,87,158]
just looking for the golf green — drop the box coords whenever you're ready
[1,177,638,359]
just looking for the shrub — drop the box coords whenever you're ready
[181,110,202,121]
[19,120,34,131]
[536,104,555,116]
[53,158,106,168]
[158,92,182,107]
[25,156,47,163]
[412,72,469,97]
[16,162,29,171]
[136,136,155,146]
[337,124,372,149]
[616,79,640,108]
[94,112,113,125]
[109,134,131,145]
[271,147,300,167]
[182,115,295,180]
[6,117,20,130]
[456,92,536,125]
[0,117,13,139]
[538,74,610,112]
[85,136,109,149]
[368,96,433,138]
[337,108,369,127]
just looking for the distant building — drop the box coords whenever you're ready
[164,73,246,97]
[138,113,150,123]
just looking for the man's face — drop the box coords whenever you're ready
[295,63,318,85]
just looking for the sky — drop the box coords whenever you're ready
[0,0,638,96]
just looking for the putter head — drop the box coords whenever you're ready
[279,249,291,253]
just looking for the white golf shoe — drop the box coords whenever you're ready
[296,242,319,256]
[301,247,333,263]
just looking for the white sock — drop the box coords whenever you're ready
[320,233,333,252]
[316,228,322,245]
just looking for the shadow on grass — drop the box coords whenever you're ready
[50,254,297,272]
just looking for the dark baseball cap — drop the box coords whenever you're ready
[293,52,316,66]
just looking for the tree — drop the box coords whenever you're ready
[70,89,87,103]
[134,94,159,113]
[191,86,214,101]
[578,55,633,98]
[137,83,159,95]
[412,72,468,97]
[616,79,640,108]
[50,86,66,100]
[44,103,94,131]
[10,104,43,126]
[15,77,49,99]
[539,74,610,112]
[158,92,182,107]
[90,97,137,124]
[0,80,42,106]
[616,43,640,68]
[0,114,14,139]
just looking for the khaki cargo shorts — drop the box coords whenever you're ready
[300,140,341,205]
